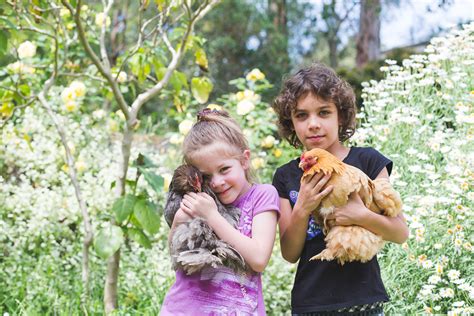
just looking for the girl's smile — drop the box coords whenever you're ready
[191,143,251,205]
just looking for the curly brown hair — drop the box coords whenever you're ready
[272,63,356,148]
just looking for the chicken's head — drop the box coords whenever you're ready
[299,148,345,176]
[299,152,318,172]
[170,164,203,194]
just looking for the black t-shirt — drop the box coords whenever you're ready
[272,147,393,313]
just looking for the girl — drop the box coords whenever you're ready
[272,63,409,315]
[160,109,280,315]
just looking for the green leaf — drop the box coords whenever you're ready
[94,225,124,259]
[138,62,151,84]
[141,170,164,193]
[113,195,137,223]
[155,67,166,81]
[133,153,157,169]
[128,228,152,249]
[133,198,161,235]
[0,30,8,57]
[19,84,30,97]
[169,71,183,93]
[191,77,213,104]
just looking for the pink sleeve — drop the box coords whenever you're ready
[252,184,281,220]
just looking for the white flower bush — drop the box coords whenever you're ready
[0,89,176,313]
[350,22,473,314]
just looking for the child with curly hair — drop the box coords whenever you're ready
[272,63,409,315]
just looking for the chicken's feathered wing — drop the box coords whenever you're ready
[299,148,402,265]
[165,165,247,275]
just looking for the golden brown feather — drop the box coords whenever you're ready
[299,148,402,265]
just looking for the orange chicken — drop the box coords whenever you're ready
[299,148,402,265]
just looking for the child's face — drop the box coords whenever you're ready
[291,93,340,152]
[191,144,251,204]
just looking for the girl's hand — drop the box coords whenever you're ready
[180,192,218,220]
[327,191,368,226]
[294,172,333,217]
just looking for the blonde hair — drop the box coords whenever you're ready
[183,109,254,181]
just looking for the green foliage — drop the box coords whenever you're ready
[95,225,125,260]
[195,0,291,100]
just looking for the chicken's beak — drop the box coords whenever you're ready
[298,154,306,170]
[299,155,317,172]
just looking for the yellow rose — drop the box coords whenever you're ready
[64,101,78,112]
[7,61,35,74]
[261,135,276,149]
[61,87,76,103]
[179,119,194,135]
[75,160,87,173]
[61,164,69,173]
[273,148,282,158]
[236,100,255,116]
[207,104,222,110]
[243,89,260,103]
[18,41,37,59]
[116,71,127,83]
[107,119,119,133]
[95,12,111,28]
[70,81,86,98]
[251,157,265,170]
[246,68,265,81]
[235,91,245,101]
[115,110,125,121]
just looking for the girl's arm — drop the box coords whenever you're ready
[180,193,278,273]
[279,173,333,263]
[330,167,409,244]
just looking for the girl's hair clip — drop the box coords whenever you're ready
[197,108,228,121]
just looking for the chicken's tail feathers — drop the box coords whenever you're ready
[372,178,403,217]
[175,249,223,274]
[221,245,247,273]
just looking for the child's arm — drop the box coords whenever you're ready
[180,192,278,273]
[279,173,333,263]
[328,167,409,244]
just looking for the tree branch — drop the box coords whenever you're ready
[129,0,219,116]
[61,0,131,122]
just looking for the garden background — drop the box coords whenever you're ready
[0,1,472,315]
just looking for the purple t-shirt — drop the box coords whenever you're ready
[160,184,280,316]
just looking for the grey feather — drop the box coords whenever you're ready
[164,165,247,275]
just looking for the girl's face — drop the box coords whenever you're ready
[291,93,341,153]
[192,144,251,204]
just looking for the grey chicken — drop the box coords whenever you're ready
[164,164,247,275]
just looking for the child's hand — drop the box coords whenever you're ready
[294,172,333,217]
[180,192,218,220]
[328,191,368,226]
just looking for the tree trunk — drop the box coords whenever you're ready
[356,0,381,68]
[328,36,338,68]
[269,0,287,34]
[104,250,121,313]
[268,0,290,73]
[103,125,134,313]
